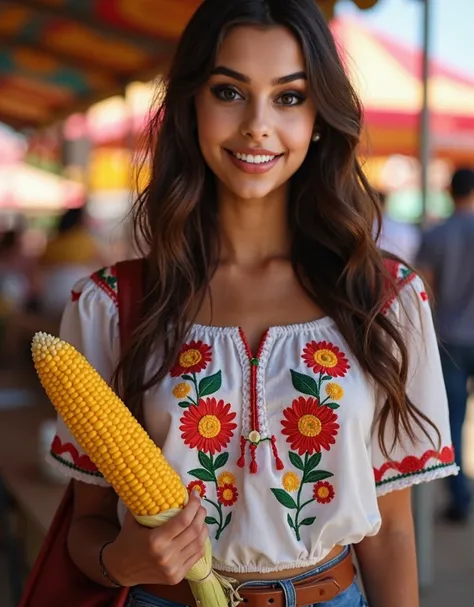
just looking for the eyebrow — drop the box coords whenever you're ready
[211,66,307,86]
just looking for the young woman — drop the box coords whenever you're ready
[48,1,457,606]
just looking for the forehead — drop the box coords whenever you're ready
[215,25,306,79]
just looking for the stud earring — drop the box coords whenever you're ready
[312,132,321,143]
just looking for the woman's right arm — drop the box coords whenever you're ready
[68,480,208,588]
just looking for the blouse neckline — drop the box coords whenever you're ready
[191,316,336,337]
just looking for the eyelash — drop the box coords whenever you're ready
[210,84,306,107]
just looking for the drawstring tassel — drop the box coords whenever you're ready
[249,443,258,474]
[237,436,246,468]
[271,435,284,471]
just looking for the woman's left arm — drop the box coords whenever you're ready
[354,488,419,607]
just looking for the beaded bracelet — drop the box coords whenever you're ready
[99,541,124,588]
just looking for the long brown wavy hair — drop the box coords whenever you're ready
[115,0,439,456]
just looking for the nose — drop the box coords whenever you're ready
[240,99,272,141]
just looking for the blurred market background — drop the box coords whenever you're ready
[0,1,473,606]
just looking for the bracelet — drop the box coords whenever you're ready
[99,541,124,588]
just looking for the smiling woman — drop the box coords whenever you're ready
[44,1,457,607]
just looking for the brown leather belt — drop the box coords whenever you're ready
[142,550,355,607]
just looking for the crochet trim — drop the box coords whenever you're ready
[376,463,459,497]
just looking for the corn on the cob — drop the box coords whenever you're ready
[32,332,230,607]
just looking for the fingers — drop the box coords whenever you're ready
[158,491,203,541]
[174,507,208,555]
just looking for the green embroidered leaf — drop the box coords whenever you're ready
[205,517,219,525]
[321,375,332,381]
[178,401,191,408]
[306,453,322,471]
[223,512,232,529]
[199,371,222,397]
[300,517,317,526]
[289,452,305,471]
[271,489,297,509]
[291,369,318,398]
[181,374,194,381]
[198,452,214,472]
[290,370,318,397]
[214,452,229,470]
[305,470,334,483]
[326,402,340,410]
[188,468,215,482]
[287,514,295,530]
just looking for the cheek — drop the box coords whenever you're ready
[281,117,314,154]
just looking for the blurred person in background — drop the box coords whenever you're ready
[416,167,474,523]
[376,191,421,264]
[38,206,109,317]
[0,225,35,314]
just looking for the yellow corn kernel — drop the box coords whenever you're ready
[32,333,188,517]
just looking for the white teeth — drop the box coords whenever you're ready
[234,152,276,164]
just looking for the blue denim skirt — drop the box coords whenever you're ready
[126,547,368,607]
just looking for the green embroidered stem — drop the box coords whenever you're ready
[293,453,310,541]
[317,373,323,400]
[192,372,200,402]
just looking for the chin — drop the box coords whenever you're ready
[224,179,282,201]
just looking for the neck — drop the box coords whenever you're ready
[217,184,291,267]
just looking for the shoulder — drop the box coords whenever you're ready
[382,259,427,315]
[68,265,118,308]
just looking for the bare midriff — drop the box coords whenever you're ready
[220,545,345,583]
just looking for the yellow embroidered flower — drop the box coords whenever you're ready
[173,382,192,399]
[218,471,237,487]
[325,383,344,401]
[282,471,300,492]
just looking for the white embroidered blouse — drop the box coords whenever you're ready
[48,260,457,574]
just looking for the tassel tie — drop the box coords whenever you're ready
[236,434,284,473]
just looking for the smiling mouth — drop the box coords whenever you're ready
[225,149,284,165]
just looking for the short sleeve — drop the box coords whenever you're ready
[372,265,458,496]
[46,267,120,487]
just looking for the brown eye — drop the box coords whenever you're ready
[211,85,243,102]
[277,93,305,106]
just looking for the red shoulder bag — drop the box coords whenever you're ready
[18,259,145,607]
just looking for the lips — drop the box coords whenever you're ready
[224,149,284,175]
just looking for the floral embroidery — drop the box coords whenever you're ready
[180,398,237,455]
[187,480,207,498]
[271,340,345,540]
[325,383,344,401]
[282,471,301,492]
[382,260,416,313]
[313,481,335,504]
[91,266,118,306]
[420,291,429,302]
[218,471,236,486]
[173,382,192,400]
[302,341,350,378]
[171,341,212,377]
[374,445,455,485]
[281,397,339,455]
[71,290,81,302]
[217,484,239,507]
[173,340,238,540]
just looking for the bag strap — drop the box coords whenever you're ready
[116,258,146,349]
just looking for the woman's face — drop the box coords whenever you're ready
[195,25,316,202]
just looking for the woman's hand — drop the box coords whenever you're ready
[103,491,209,587]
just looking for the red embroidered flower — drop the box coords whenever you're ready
[187,480,206,498]
[171,341,212,377]
[420,291,429,302]
[180,397,237,454]
[281,397,339,455]
[71,290,81,302]
[217,484,239,507]
[313,481,335,504]
[302,341,350,377]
